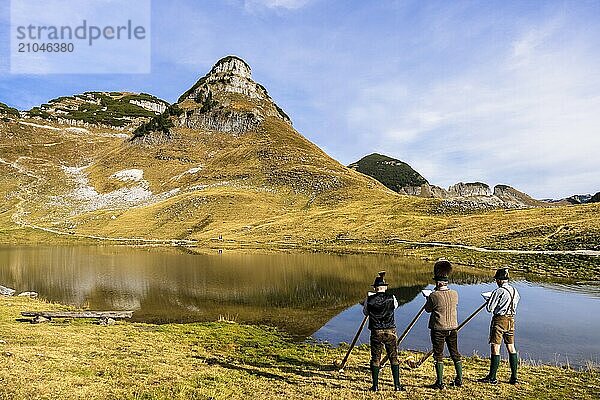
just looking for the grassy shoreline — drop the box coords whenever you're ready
[1,297,598,399]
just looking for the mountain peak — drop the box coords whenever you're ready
[138,55,292,138]
[210,55,252,79]
[134,56,291,141]
[177,55,267,103]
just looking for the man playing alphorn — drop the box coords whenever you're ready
[362,272,404,392]
[479,268,520,385]
[424,260,462,389]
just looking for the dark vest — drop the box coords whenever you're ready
[366,292,396,330]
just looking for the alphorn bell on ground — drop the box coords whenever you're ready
[380,289,432,367]
[409,299,488,369]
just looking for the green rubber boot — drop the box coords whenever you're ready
[370,365,380,392]
[391,364,405,391]
[453,360,463,387]
[509,352,519,384]
[479,355,500,384]
[428,361,445,389]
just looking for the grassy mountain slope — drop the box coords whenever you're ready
[0,57,599,279]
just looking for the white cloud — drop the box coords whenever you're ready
[511,20,559,63]
[347,22,600,198]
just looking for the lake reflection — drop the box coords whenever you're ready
[0,246,598,365]
[0,246,466,336]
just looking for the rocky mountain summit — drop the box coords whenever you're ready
[25,92,168,129]
[448,182,492,197]
[65,55,379,225]
[134,56,291,142]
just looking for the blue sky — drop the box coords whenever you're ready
[1,0,599,198]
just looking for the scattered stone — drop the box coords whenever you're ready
[98,317,116,326]
[17,291,38,298]
[110,169,144,182]
[32,315,51,324]
[0,285,16,296]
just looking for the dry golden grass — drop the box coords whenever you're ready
[1,297,597,399]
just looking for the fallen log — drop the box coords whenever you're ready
[21,311,133,324]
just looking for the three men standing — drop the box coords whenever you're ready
[479,268,521,385]
[362,271,404,392]
[424,260,462,389]
[362,264,520,391]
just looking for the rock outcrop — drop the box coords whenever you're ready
[179,57,261,101]
[590,192,600,203]
[0,102,19,119]
[448,182,492,197]
[439,183,546,209]
[25,92,169,129]
[398,183,448,199]
[493,184,543,207]
[129,99,167,114]
[401,180,547,209]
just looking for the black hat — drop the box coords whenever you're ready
[494,268,509,280]
[372,271,388,287]
[433,259,452,282]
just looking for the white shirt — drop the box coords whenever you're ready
[486,282,520,316]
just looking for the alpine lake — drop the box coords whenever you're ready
[1,246,598,367]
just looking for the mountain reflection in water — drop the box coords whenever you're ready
[0,246,486,337]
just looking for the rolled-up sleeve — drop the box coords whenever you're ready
[486,289,500,313]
